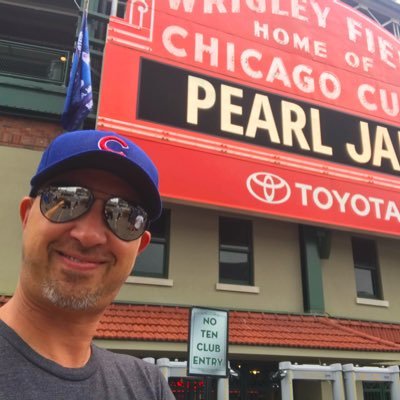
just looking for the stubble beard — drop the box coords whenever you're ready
[41,278,104,311]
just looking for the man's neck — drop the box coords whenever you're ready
[0,288,103,368]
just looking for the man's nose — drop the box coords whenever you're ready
[69,200,108,246]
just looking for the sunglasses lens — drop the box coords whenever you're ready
[104,198,148,241]
[40,186,92,222]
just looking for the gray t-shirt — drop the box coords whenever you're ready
[0,320,175,399]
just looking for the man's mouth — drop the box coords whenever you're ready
[56,250,106,271]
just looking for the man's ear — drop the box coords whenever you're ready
[20,197,34,228]
[137,231,151,254]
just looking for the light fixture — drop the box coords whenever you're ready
[250,369,261,375]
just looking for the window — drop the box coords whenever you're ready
[352,237,381,299]
[132,209,170,278]
[219,217,253,285]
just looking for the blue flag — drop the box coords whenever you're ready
[61,11,93,131]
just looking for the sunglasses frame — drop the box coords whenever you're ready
[36,185,149,241]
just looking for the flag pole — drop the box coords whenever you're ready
[60,0,93,131]
[83,0,90,13]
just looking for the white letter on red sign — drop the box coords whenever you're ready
[162,25,188,58]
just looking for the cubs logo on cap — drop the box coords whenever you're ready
[98,136,129,156]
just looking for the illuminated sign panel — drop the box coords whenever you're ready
[138,58,400,176]
[123,136,400,237]
[97,0,400,237]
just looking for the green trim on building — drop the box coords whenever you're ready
[299,225,326,314]
[0,76,65,115]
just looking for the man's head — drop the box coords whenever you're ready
[18,130,161,312]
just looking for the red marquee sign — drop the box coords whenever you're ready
[97,0,400,237]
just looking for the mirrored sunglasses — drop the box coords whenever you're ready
[37,186,148,241]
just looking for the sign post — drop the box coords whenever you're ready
[188,307,229,380]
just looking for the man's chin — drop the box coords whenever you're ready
[41,282,102,311]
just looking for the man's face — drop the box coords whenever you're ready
[19,169,151,312]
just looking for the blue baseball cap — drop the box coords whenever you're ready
[30,130,162,221]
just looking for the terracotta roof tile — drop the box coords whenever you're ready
[95,304,189,341]
[96,303,400,352]
[337,319,400,345]
[1,296,400,352]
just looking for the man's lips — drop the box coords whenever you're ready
[56,250,108,271]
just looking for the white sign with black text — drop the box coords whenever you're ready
[188,307,229,377]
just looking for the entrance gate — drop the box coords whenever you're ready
[279,361,345,400]
[342,364,399,400]
[144,358,229,400]
[363,382,390,400]
[278,362,400,400]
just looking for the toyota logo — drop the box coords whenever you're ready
[246,172,291,204]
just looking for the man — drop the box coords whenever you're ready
[0,130,175,399]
